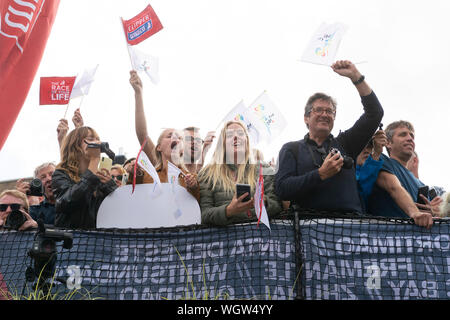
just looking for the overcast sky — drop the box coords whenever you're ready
[0,0,449,190]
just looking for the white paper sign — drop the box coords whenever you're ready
[301,22,348,66]
[97,184,201,228]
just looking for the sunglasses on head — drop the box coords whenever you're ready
[0,203,22,212]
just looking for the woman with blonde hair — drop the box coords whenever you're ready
[52,126,117,229]
[198,121,282,226]
[129,71,199,201]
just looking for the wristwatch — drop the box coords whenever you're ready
[352,75,365,85]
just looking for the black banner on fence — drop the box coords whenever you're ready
[0,214,449,300]
[298,216,450,300]
[0,220,296,300]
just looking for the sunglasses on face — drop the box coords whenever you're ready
[0,203,22,212]
[111,175,123,181]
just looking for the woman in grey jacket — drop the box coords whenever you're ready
[198,121,282,226]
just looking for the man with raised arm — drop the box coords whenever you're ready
[275,60,384,216]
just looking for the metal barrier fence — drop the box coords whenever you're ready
[0,211,449,300]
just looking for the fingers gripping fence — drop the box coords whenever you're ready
[0,211,449,300]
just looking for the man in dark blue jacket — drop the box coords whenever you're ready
[275,60,383,214]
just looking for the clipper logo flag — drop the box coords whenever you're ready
[121,4,163,46]
[0,0,60,150]
[40,77,76,105]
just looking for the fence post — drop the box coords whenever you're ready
[293,208,305,300]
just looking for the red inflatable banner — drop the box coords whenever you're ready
[0,0,61,150]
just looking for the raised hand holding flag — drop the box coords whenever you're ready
[128,45,159,84]
[121,4,163,84]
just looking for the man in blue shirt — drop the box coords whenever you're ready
[367,121,433,228]
[275,60,383,214]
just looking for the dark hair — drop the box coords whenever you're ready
[304,92,337,117]
[123,157,136,167]
[183,127,200,133]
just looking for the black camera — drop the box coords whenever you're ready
[4,209,27,230]
[26,178,44,197]
[27,220,73,281]
[85,140,116,160]
[330,148,354,169]
[113,154,127,165]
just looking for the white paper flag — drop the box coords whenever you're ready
[70,65,99,99]
[167,161,182,186]
[301,22,348,66]
[254,166,271,231]
[128,45,160,84]
[247,91,287,145]
[136,150,161,196]
[220,100,261,146]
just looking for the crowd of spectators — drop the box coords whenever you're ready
[0,60,448,232]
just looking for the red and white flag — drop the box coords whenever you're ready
[0,0,61,150]
[254,164,271,231]
[39,76,76,105]
[121,4,163,46]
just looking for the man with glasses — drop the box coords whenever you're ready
[275,60,383,214]
[16,162,57,225]
[0,190,37,231]
[183,127,216,174]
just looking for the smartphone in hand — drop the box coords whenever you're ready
[98,156,112,172]
[236,183,251,202]
[416,186,429,205]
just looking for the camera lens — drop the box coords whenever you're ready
[5,210,27,230]
[27,178,44,197]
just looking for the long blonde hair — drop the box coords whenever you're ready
[57,127,100,183]
[198,121,256,193]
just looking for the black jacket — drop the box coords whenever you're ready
[52,169,117,229]
[275,91,384,213]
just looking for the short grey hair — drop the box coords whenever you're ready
[304,92,337,117]
[385,120,415,156]
[34,162,56,178]
[385,121,415,142]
